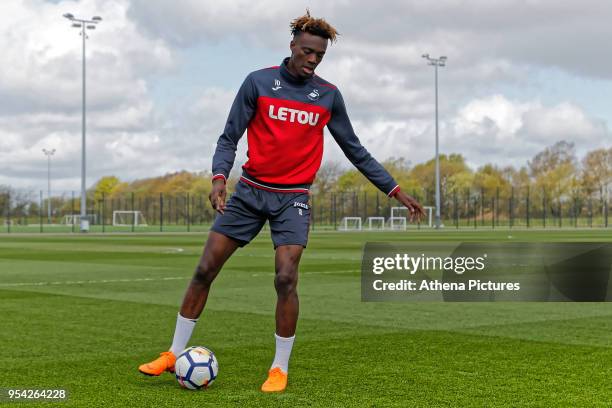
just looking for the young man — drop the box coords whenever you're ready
[139,11,424,392]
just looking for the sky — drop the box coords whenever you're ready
[1,0,611,192]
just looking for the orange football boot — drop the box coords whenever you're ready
[261,367,288,392]
[138,351,176,376]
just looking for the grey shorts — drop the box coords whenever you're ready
[211,181,311,248]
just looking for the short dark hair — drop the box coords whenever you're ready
[290,10,339,43]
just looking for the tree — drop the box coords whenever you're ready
[312,162,341,194]
[189,174,212,196]
[511,166,530,188]
[0,188,34,222]
[528,141,577,205]
[410,153,472,195]
[336,169,368,192]
[327,157,418,195]
[528,140,576,176]
[0,185,10,215]
[28,201,40,217]
[381,157,421,195]
[581,147,612,202]
[472,164,510,197]
[92,176,123,201]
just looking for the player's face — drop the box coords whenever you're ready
[288,32,328,79]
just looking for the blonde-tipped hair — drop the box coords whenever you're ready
[290,10,339,43]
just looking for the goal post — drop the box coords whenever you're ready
[387,217,407,230]
[423,206,434,228]
[62,214,78,225]
[62,214,98,225]
[366,216,385,230]
[112,211,148,227]
[338,217,362,231]
[390,206,434,228]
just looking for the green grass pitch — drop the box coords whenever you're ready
[1,229,612,407]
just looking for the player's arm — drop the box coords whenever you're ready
[326,89,425,221]
[210,73,257,214]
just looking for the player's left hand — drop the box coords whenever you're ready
[394,190,425,223]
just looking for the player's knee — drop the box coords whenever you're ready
[274,267,297,295]
[193,260,218,286]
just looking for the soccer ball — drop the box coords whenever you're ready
[175,346,219,390]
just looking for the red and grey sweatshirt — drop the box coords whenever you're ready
[212,58,400,197]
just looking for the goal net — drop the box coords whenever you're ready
[366,216,385,230]
[387,217,407,230]
[112,211,148,227]
[62,214,98,225]
[338,217,362,231]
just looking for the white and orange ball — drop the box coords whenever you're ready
[175,346,219,390]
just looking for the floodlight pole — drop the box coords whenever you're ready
[63,13,102,232]
[422,54,447,229]
[80,21,87,232]
[42,148,56,223]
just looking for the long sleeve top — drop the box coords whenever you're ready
[212,58,400,197]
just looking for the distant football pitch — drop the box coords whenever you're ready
[1,230,611,407]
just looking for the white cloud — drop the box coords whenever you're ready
[0,0,175,191]
[128,0,612,79]
[323,94,611,174]
[454,95,531,137]
[447,95,610,167]
[520,103,609,145]
[1,0,611,193]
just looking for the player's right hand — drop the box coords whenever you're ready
[209,179,227,214]
[394,190,425,223]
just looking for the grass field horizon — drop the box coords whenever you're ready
[1,229,611,407]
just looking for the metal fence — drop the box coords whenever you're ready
[1,187,609,233]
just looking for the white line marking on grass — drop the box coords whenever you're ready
[250,270,358,277]
[0,276,187,287]
[162,248,185,253]
[1,269,359,286]
[242,253,360,261]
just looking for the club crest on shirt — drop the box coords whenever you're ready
[307,89,320,101]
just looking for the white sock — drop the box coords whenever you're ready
[170,313,198,357]
[270,333,295,373]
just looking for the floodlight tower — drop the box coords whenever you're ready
[422,53,447,229]
[42,148,56,223]
[63,12,102,232]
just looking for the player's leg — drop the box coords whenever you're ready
[180,231,241,319]
[139,232,240,376]
[261,244,303,392]
[140,181,267,377]
[274,244,303,337]
[262,192,310,392]
[167,231,241,356]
